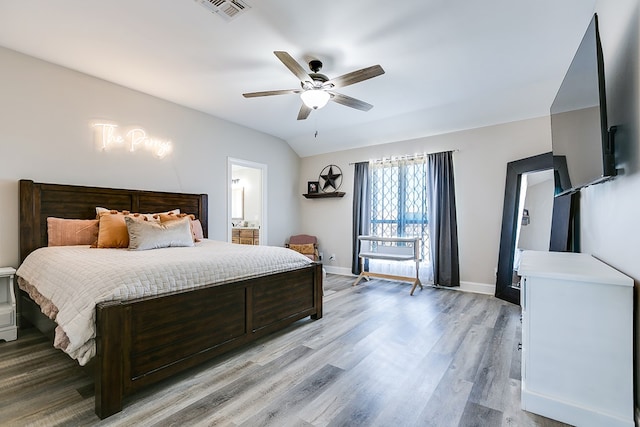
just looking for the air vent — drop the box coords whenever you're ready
[194,0,251,22]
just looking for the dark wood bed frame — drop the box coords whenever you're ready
[18,179,323,419]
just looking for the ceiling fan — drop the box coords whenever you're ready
[243,51,385,120]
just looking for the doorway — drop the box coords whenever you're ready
[227,158,267,245]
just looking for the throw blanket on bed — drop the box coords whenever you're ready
[16,240,312,365]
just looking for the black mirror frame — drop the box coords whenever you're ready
[495,152,571,304]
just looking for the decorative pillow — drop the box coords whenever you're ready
[96,211,151,248]
[159,212,203,241]
[47,218,99,246]
[95,207,179,220]
[125,216,195,251]
[288,243,316,255]
[191,219,204,241]
[157,211,193,222]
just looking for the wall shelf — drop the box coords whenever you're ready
[303,192,345,199]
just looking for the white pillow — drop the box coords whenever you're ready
[125,216,194,251]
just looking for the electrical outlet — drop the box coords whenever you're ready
[329,254,336,261]
[319,252,324,261]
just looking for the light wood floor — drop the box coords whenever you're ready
[0,274,570,427]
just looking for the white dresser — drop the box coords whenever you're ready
[0,267,17,342]
[518,251,633,427]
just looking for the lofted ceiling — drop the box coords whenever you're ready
[0,0,596,157]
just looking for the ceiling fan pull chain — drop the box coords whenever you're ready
[314,115,320,138]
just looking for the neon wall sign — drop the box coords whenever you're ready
[93,123,172,158]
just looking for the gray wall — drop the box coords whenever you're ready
[587,0,640,405]
[299,117,552,293]
[0,46,302,267]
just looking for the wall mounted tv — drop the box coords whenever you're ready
[551,13,616,196]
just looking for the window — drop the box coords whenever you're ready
[369,157,432,281]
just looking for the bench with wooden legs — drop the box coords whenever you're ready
[353,235,423,295]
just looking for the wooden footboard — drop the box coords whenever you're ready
[95,263,323,419]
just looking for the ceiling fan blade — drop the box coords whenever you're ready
[243,89,300,98]
[329,92,373,111]
[297,104,312,120]
[326,65,385,89]
[274,51,310,82]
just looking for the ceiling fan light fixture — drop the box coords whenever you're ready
[300,89,330,109]
[243,51,384,120]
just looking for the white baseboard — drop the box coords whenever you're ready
[323,265,353,276]
[459,281,495,295]
[323,266,495,296]
[523,388,634,427]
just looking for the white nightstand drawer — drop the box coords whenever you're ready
[0,306,14,328]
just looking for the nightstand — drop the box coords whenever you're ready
[0,267,17,342]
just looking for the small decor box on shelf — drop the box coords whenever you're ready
[307,181,319,194]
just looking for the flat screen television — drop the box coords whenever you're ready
[551,13,616,196]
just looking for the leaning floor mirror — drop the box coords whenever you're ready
[495,152,572,305]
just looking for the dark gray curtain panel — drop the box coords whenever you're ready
[351,162,370,275]
[428,151,460,287]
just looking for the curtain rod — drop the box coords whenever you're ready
[349,149,459,165]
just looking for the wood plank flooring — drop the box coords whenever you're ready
[0,274,570,426]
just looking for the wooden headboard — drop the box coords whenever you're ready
[19,179,208,262]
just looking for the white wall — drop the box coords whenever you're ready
[299,116,552,291]
[233,167,261,226]
[517,175,554,251]
[0,46,302,268]
[586,0,640,404]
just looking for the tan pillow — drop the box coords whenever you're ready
[96,211,151,248]
[157,212,194,222]
[95,207,179,220]
[159,213,202,241]
[125,216,195,250]
[47,218,99,246]
[288,243,315,255]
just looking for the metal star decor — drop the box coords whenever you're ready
[319,164,343,192]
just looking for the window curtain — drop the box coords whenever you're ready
[351,161,370,275]
[367,156,433,283]
[428,151,460,287]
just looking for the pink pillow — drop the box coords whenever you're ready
[47,218,99,246]
[191,219,204,241]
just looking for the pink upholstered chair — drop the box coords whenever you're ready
[286,234,319,261]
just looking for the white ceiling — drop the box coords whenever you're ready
[0,0,596,157]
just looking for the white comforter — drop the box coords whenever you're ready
[16,239,312,365]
